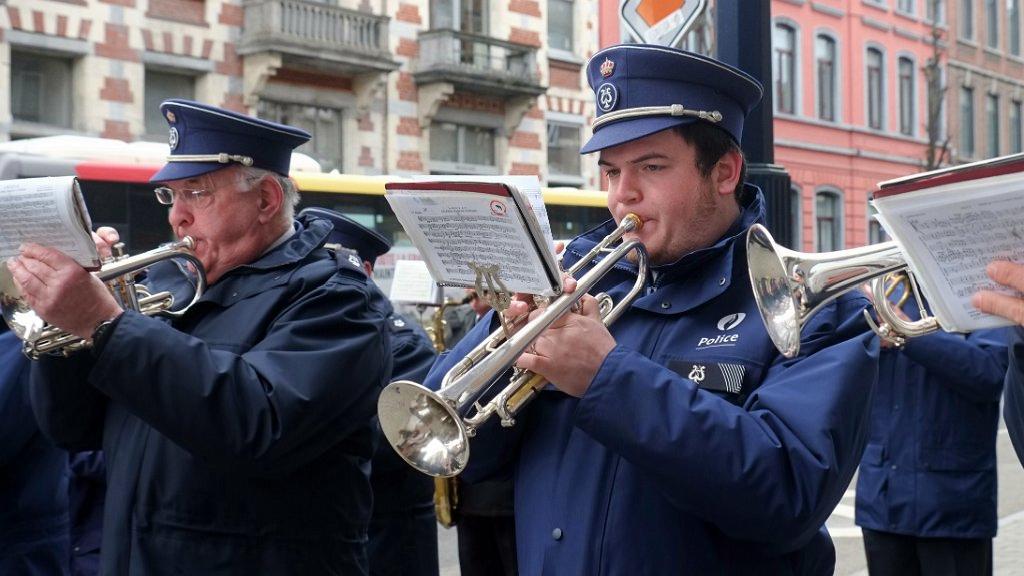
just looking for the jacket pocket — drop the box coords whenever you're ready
[918,443,992,471]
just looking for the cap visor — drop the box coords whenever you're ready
[150,161,226,183]
[580,116,696,154]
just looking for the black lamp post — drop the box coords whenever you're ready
[716,0,794,247]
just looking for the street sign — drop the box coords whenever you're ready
[619,0,706,47]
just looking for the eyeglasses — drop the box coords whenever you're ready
[154,172,262,209]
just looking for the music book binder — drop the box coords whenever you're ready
[384,179,561,297]
[872,153,1024,332]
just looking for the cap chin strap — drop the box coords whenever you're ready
[592,104,722,131]
[165,153,254,166]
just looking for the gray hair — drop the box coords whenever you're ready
[238,166,301,223]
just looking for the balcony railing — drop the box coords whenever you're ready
[415,29,544,95]
[240,0,396,72]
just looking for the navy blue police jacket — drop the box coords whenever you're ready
[30,216,393,576]
[424,187,879,575]
[855,294,1007,539]
[68,450,104,576]
[0,329,70,576]
[1003,327,1024,467]
[371,312,437,515]
[368,311,440,576]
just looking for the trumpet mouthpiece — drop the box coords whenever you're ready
[622,213,643,232]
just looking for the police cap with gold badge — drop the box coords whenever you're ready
[298,207,392,265]
[581,44,764,154]
[150,99,312,183]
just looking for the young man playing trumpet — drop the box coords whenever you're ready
[8,100,392,575]
[423,44,879,574]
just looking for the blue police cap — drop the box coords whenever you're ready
[150,99,311,183]
[298,207,392,264]
[581,44,763,154]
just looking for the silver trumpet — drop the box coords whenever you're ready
[1,237,206,359]
[378,214,648,478]
[747,223,940,358]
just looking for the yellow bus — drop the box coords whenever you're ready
[0,137,611,255]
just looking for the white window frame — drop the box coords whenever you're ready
[814,187,844,251]
[865,44,887,132]
[814,30,842,123]
[772,18,802,117]
[545,111,585,187]
[896,53,917,137]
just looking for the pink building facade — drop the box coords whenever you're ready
[772,0,943,251]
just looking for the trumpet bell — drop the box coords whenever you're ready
[746,224,801,358]
[0,270,46,343]
[377,380,470,478]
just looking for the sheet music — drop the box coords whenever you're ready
[0,176,99,267]
[389,259,441,304]
[410,175,555,253]
[385,181,560,296]
[873,171,1024,332]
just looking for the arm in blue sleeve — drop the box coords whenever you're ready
[391,325,437,384]
[900,327,1008,403]
[574,297,878,548]
[0,336,40,465]
[28,349,107,452]
[1004,327,1024,466]
[86,274,391,477]
[423,310,525,483]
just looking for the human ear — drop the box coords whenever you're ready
[256,176,284,224]
[712,149,743,196]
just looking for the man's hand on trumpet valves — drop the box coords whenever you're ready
[7,242,123,340]
[513,289,616,399]
[972,260,1024,326]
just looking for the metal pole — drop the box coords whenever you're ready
[716,0,794,247]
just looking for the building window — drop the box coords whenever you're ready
[987,93,1000,157]
[432,0,487,33]
[898,57,915,136]
[960,86,975,157]
[868,203,887,244]
[898,0,914,14]
[1011,0,1021,56]
[1012,100,1023,153]
[790,185,803,249]
[867,47,885,130]
[547,121,581,182]
[258,101,345,172]
[773,22,797,115]
[927,0,945,22]
[815,189,843,252]
[430,122,497,173]
[11,51,73,128]
[986,0,999,48]
[961,0,974,40]
[144,70,196,138]
[548,0,574,53]
[816,35,837,122]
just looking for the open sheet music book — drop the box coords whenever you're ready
[384,176,561,297]
[0,176,99,268]
[873,153,1024,332]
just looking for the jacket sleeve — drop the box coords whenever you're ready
[29,349,107,452]
[899,327,1008,403]
[390,320,437,384]
[574,295,878,549]
[83,272,392,477]
[0,336,42,465]
[1005,327,1024,466]
[423,310,525,483]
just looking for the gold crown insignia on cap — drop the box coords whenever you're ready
[600,58,615,78]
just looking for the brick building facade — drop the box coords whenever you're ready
[0,0,603,187]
